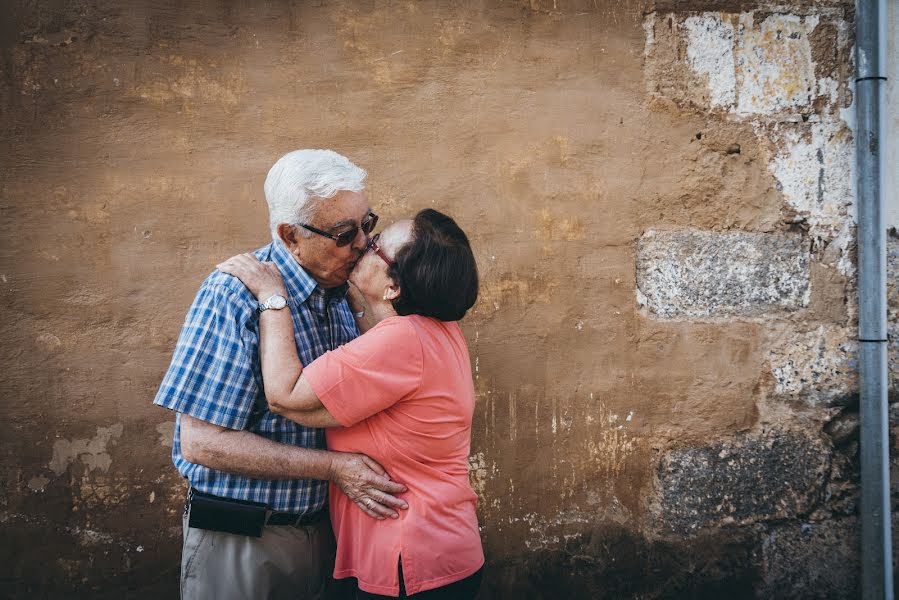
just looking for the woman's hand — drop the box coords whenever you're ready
[346,281,367,316]
[216,253,287,301]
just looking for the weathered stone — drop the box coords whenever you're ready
[824,411,859,447]
[758,519,860,599]
[888,404,899,500]
[636,230,810,319]
[767,325,858,407]
[821,442,859,517]
[653,430,831,533]
[888,235,899,396]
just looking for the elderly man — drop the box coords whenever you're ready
[154,149,407,600]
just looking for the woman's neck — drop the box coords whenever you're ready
[367,301,399,325]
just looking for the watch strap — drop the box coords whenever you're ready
[258,294,287,312]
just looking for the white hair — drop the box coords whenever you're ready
[264,149,368,240]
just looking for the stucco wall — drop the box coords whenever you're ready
[1,1,895,598]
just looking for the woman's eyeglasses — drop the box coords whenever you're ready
[366,233,394,266]
[300,212,379,247]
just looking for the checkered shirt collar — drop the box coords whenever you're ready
[268,239,349,304]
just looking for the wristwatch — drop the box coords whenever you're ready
[258,294,288,312]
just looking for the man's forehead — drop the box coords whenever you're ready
[312,190,370,227]
[328,205,372,229]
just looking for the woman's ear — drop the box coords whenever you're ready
[383,283,401,302]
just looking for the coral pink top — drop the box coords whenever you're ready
[303,314,484,596]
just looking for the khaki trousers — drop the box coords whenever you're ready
[180,508,337,600]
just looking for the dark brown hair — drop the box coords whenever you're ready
[389,209,479,321]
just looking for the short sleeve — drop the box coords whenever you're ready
[303,317,423,427]
[153,283,259,430]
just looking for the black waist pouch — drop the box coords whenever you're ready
[188,489,267,537]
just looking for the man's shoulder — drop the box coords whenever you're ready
[201,271,254,302]
[195,244,272,313]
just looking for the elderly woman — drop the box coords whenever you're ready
[217,208,483,599]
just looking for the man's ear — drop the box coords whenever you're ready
[277,223,300,248]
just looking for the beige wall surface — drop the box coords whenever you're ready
[1,1,895,598]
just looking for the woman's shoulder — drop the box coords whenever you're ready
[378,314,461,334]
[362,315,423,346]
[366,315,462,347]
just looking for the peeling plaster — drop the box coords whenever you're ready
[27,476,50,492]
[823,223,857,278]
[735,14,819,116]
[684,14,736,108]
[642,16,655,57]
[156,421,174,448]
[49,424,124,476]
[669,11,834,118]
[768,119,855,239]
[585,401,638,479]
[468,451,494,497]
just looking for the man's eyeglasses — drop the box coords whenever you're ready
[300,212,379,247]
[366,233,394,266]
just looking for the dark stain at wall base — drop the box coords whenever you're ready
[480,524,760,600]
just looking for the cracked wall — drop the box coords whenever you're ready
[0,0,895,598]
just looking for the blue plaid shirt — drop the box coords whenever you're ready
[153,240,359,513]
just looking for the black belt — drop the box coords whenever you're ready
[187,488,327,537]
[267,509,329,527]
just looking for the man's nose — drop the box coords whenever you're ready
[351,227,368,253]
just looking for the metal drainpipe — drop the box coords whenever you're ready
[856,0,892,598]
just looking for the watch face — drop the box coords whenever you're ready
[269,295,288,310]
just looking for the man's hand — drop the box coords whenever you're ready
[329,453,408,520]
[181,417,408,520]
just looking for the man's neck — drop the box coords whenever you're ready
[300,266,345,291]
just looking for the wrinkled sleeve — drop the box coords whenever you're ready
[153,283,259,430]
[303,317,423,427]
